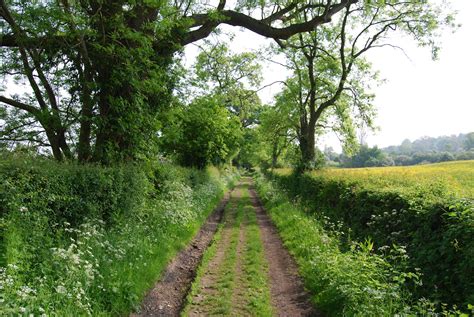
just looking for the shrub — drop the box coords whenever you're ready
[268,170,474,308]
[0,158,147,226]
[0,157,238,315]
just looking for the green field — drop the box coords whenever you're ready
[278,160,474,198]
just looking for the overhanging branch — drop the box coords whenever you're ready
[182,0,357,45]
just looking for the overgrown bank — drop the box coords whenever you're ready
[265,169,474,311]
[255,174,409,316]
[0,156,238,315]
[255,173,474,316]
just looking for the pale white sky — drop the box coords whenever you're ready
[361,0,474,149]
[185,0,474,153]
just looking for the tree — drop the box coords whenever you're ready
[192,42,263,128]
[343,144,393,167]
[456,150,474,161]
[273,1,454,170]
[0,0,356,163]
[235,128,264,169]
[160,96,242,168]
[399,139,413,155]
[257,100,297,168]
[464,132,474,151]
[175,41,264,168]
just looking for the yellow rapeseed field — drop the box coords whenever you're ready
[276,160,474,198]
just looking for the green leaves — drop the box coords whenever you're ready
[270,167,474,311]
[193,42,262,93]
[160,96,243,168]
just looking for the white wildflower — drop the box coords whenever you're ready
[56,285,67,294]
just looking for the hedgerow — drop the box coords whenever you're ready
[267,169,474,309]
[255,172,474,316]
[0,156,238,315]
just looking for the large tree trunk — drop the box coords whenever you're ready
[58,130,72,159]
[44,129,63,161]
[75,42,94,163]
[298,119,316,169]
[87,2,172,164]
[299,134,315,163]
[92,70,116,164]
[77,95,93,162]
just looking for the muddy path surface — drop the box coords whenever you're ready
[134,178,320,317]
[133,191,231,317]
[249,185,321,317]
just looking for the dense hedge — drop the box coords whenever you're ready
[0,159,146,226]
[268,171,474,308]
[0,156,238,315]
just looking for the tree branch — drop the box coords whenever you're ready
[182,0,357,45]
[0,95,39,114]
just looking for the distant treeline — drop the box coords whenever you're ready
[325,132,474,167]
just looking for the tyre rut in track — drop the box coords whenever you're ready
[249,184,322,317]
[132,189,232,317]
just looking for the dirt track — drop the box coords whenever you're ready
[250,185,320,316]
[133,191,231,316]
[134,178,320,316]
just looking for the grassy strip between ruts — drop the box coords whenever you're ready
[240,189,273,316]
[204,196,243,315]
[183,193,243,316]
[183,183,273,316]
[253,173,472,316]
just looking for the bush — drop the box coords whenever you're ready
[0,157,238,315]
[160,96,243,168]
[0,158,147,226]
[268,171,474,309]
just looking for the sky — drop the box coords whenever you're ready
[185,0,474,153]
